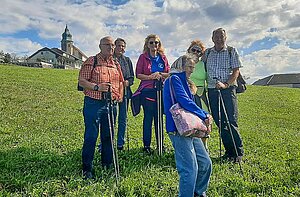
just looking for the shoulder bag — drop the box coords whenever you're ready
[169,76,209,138]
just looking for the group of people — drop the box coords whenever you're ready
[78,27,244,197]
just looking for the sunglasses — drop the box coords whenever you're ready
[149,41,160,45]
[191,48,202,54]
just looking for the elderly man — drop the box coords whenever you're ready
[78,36,124,179]
[203,28,244,163]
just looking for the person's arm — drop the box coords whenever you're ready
[216,68,239,89]
[78,63,110,92]
[171,76,208,121]
[126,57,134,86]
[160,72,170,79]
[217,47,241,89]
[116,63,124,102]
[160,55,170,79]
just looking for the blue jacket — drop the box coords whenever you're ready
[163,72,209,133]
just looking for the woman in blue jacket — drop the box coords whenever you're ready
[163,54,212,197]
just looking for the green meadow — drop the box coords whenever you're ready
[0,64,299,196]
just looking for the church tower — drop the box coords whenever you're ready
[61,25,73,55]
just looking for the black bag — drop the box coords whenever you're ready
[77,56,97,91]
[236,73,247,93]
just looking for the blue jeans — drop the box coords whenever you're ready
[169,133,212,197]
[117,98,129,147]
[208,87,244,157]
[82,96,117,172]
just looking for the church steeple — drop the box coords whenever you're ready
[61,24,73,54]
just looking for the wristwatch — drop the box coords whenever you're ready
[93,84,99,91]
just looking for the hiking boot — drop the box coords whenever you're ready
[221,154,234,161]
[143,146,152,154]
[117,146,124,151]
[83,171,93,180]
[234,156,243,163]
[194,192,207,197]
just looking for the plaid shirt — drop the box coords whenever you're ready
[79,53,124,100]
[204,46,242,88]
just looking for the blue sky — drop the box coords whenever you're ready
[1,0,300,83]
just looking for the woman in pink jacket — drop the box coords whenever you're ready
[132,34,170,153]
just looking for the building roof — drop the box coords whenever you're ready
[252,73,300,85]
[27,47,82,61]
[72,45,88,59]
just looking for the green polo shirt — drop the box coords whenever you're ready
[190,60,207,86]
[190,60,207,96]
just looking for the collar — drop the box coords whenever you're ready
[98,52,113,61]
[212,45,228,52]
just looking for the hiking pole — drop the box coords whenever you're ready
[218,88,244,177]
[156,78,163,155]
[105,87,120,185]
[124,87,130,151]
[217,89,222,160]
[213,78,223,160]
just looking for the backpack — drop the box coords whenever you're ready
[77,56,97,91]
[204,46,246,93]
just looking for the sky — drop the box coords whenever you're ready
[1,0,300,84]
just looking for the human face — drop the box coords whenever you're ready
[189,45,203,58]
[185,63,195,78]
[212,30,226,49]
[115,40,126,56]
[147,38,160,52]
[99,37,115,58]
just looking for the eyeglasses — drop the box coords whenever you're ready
[149,41,160,45]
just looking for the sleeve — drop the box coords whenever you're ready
[201,49,209,64]
[135,54,144,76]
[126,57,134,86]
[79,57,94,80]
[116,62,124,82]
[171,76,208,120]
[163,56,170,73]
[231,48,242,69]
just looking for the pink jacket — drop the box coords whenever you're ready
[131,52,170,116]
[135,52,170,89]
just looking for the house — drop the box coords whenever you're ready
[27,25,87,69]
[252,73,300,88]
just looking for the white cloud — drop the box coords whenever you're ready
[0,37,42,56]
[0,0,299,82]
[242,44,300,83]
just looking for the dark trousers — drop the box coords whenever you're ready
[117,97,129,147]
[82,96,117,172]
[141,88,163,148]
[208,87,244,157]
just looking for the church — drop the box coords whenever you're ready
[27,25,87,69]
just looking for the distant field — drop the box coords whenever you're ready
[0,64,299,196]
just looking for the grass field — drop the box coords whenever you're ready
[0,64,299,197]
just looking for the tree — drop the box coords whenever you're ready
[4,53,11,63]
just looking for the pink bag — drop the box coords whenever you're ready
[169,77,209,138]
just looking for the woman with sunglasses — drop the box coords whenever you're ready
[188,40,210,152]
[131,34,170,153]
